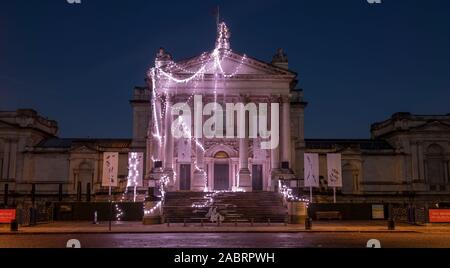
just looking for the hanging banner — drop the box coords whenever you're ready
[327,153,342,188]
[127,152,144,187]
[102,152,119,187]
[304,153,320,188]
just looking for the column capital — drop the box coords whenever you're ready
[163,93,175,103]
[239,94,251,103]
[269,94,281,103]
[280,94,292,103]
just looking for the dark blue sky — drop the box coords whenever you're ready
[1,0,449,139]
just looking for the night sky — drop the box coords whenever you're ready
[1,0,449,139]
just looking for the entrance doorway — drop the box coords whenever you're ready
[252,165,263,191]
[214,164,230,191]
[180,164,191,191]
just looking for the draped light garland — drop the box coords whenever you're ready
[117,22,308,221]
[278,180,310,206]
[142,22,251,217]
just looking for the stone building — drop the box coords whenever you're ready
[1,23,449,208]
[0,110,132,206]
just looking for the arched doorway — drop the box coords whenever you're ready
[76,162,94,201]
[214,151,230,191]
[342,164,359,194]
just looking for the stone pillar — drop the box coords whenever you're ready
[281,95,292,168]
[291,91,307,182]
[270,96,282,190]
[2,141,10,180]
[145,135,153,178]
[151,98,163,163]
[443,160,449,184]
[193,138,206,191]
[238,96,252,191]
[8,142,17,180]
[411,142,419,182]
[418,143,425,182]
[164,95,174,173]
[271,147,280,171]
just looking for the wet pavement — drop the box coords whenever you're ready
[3,221,450,234]
[1,232,450,248]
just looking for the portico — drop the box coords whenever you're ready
[146,22,304,193]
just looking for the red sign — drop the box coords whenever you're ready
[429,209,450,223]
[0,209,16,223]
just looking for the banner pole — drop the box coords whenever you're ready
[109,180,112,231]
[333,187,337,204]
[310,187,313,204]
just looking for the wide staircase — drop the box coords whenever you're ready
[163,192,288,223]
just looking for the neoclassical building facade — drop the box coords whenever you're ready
[139,43,306,193]
[1,23,449,207]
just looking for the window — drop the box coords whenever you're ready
[214,151,229,159]
[426,144,446,188]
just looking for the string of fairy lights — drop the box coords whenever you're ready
[143,22,247,217]
[112,22,308,221]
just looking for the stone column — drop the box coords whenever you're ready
[411,142,419,182]
[291,91,307,182]
[281,95,292,168]
[2,141,9,180]
[193,138,206,191]
[270,96,281,175]
[238,95,252,191]
[145,134,153,177]
[151,98,163,163]
[418,142,425,182]
[164,95,174,173]
[8,142,17,180]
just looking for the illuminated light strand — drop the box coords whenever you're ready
[145,22,254,219]
[165,52,211,74]
[114,152,145,221]
[144,174,171,216]
[157,64,209,84]
[150,68,163,149]
[278,181,310,206]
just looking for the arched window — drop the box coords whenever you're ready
[425,144,446,187]
[214,151,229,159]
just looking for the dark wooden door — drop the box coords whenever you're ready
[214,164,229,191]
[180,164,191,191]
[252,165,263,191]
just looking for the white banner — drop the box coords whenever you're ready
[304,153,320,188]
[327,154,342,188]
[127,152,144,187]
[102,152,119,187]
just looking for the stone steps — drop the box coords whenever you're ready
[163,192,288,223]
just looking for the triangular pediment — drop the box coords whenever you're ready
[70,145,98,154]
[412,121,450,132]
[336,147,361,154]
[163,51,296,77]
